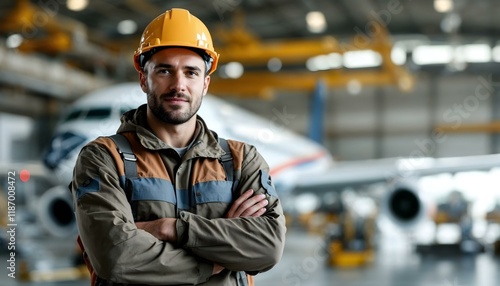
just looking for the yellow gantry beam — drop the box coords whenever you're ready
[216,36,341,65]
[435,122,500,133]
[0,0,75,54]
[210,67,414,99]
[212,15,414,98]
[215,13,395,65]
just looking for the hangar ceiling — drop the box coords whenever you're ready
[2,0,498,43]
[0,0,499,115]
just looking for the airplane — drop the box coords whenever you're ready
[35,82,500,259]
[39,82,334,238]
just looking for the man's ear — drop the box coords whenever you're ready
[139,71,148,93]
[202,75,211,96]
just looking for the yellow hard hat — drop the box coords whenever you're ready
[133,8,219,75]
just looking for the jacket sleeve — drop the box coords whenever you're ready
[72,143,213,285]
[175,144,287,273]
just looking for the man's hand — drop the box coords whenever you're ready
[226,189,268,218]
[136,218,177,242]
[212,264,224,275]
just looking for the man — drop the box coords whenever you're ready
[71,8,286,286]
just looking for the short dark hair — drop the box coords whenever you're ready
[139,47,213,75]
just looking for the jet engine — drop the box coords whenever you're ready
[382,181,425,228]
[37,185,77,238]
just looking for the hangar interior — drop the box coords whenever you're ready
[1,0,500,161]
[1,0,500,286]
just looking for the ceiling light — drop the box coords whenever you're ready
[117,20,137,35]
[434,0,453,13]
[492,45,500,62]
[440,13,461,33]
[267,58,282,72]
[413,44,491,66]
[306,56,326,71]
[306,11,327,34]
[67,0,88,11]
[326,53,343,69]
[306,53,343,71]
[343,50,382,68]
[391,45,407,65]
[455,44,491,63]
[224,62,244,79]
[6,34,23,48]
[305,58,318,71]
[412,45,454,65]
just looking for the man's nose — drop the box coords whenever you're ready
[169,72,186,92]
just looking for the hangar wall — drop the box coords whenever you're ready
[232,72,494,161]
[0,72,494,165]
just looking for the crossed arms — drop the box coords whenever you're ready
[73,143,286,285]
[136,189,269,275]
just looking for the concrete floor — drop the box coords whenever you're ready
[257,229,500,286]
[2,228,499,286]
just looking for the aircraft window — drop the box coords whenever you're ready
[63,109,84,122]
[85,108,112,120]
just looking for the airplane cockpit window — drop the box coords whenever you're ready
[63,109,84,122]
[84,108,112,120]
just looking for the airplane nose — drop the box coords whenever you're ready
[43,131,87,170]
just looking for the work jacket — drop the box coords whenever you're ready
[71,104,286,286]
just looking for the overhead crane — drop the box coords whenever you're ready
[209,12,415,99]
[0,2,414,101]
[0,0,113,106]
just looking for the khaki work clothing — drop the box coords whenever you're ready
[71,104,286,285]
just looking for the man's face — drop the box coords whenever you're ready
[139,48,210,125]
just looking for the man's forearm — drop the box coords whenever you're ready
[136,189,268,243]
[176,211,286,272]
[136,218,177,242]
[171,190,285,272]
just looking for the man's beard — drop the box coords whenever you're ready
[147,90,202,125]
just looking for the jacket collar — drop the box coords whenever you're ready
[117,104,224,159]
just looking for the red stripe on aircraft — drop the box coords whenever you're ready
[270,151,328,177]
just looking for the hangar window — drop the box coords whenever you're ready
[85,108,112,120]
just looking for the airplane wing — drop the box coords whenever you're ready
[294,153,500,189]
[290,153,500,230]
